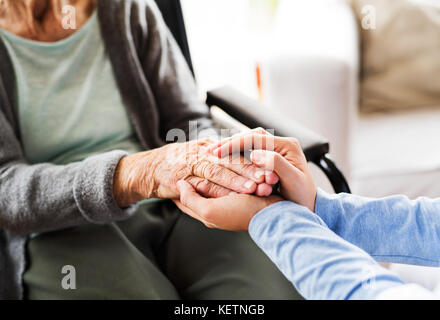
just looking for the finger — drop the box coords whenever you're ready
[251,150,301,177]
[217,155,266,183]
[174,200,219,229]
[265,170,280,185]
[255,183,273,197]
[212,133,280,159]
[185,176,231,198]
[207,128,271,152]
[177,180,213,213]
[216,127,272,148]
[191,160,256,194]
[173,200,203,221]
[216,153,279,185]
[176,181,221,229]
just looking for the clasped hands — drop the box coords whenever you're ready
[175,128,317,231]
[113,128,317,232]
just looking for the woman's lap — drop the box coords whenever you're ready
[24,200,301,300]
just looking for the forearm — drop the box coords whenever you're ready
[315,189,440,266]
[0,150,137,234]
[249,201,404,300]
[113,149,158,207]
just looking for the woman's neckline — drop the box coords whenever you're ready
[0,10,98,48]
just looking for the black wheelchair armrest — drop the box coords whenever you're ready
[206,85,329,162]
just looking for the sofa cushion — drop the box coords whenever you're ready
[352,107,440,198]
[350,0,440,113]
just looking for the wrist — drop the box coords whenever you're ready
[264,195,284,208]
[254,195,284,217]
[249,198,289,231]
[113,156,136,207]
[309,188,318,212]
[113,152,155,207]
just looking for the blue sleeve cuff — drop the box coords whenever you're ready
[250,188,344,237]
[250,188,338,234]
[249,201,288,238]
[314,188,343,230]
[249,200,327,240]
[253,189,340,232]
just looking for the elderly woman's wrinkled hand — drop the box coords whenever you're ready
[113,139,278,207]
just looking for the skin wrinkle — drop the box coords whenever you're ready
[113,138,267,207]
[184,177,226,198]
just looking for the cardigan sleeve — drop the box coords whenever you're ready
[0,108,138,235]
[0,0,214,235]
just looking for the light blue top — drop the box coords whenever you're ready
[249,189,440,299]
[0,12,142,165]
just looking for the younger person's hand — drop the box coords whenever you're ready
[209,129,317,212]
[175,180,282,231]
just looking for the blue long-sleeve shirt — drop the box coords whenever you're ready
[248,189,440,299]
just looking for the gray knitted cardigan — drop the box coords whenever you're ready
[0,0,213,299]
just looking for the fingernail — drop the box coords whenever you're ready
[244,180,254,190]
[255,170,265,179]
[251,150,265,164]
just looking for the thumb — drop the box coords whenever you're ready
[250,150,300,178]
[177,179,196,194]
[177,180,207,210]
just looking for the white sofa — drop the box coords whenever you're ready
[261,0,440,199]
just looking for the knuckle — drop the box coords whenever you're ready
[176,167,191,181]
[204,163,223,179]
[192,161,207,177]
[194,178,210,195]
[202,181,216,195]
[207,183,225,198]
[229,174,244,188]
[190,177,227,198]
[242,163,256,176]
[186,175,200,187]
[253,127,266,134]
[273,153,284,167]
[287,137,300,149]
